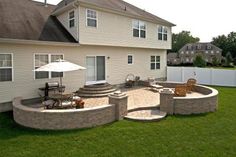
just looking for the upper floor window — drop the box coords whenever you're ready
[158,26,168,41]
[34,54,63,79]
[86,9,97,27]
[69,11,75,28]
[0,54,13,82]
[150,56,160,70]
[128,55,133,65]
[132,20,146,38]
[187,45,192,50]
[207,45,212,50]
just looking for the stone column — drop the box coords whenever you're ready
[109,92,128,120]
[160,89,174,115]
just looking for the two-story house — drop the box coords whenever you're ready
[0,0,175,111]
[178,43,222,64]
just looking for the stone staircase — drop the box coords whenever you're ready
[76,83,118,97]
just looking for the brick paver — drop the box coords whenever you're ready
[83,87,160,109]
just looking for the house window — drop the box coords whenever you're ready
[186,58,189,62]
[34,54,63,79]
[207,45,212,50]
[0,54,13,82]
[69,11,75,28]
[86,9,97,27]
[51,55,64,78]
[132,20,146,38]
[158,26,168,41]
[128,55,133,65]
[150,56,160,70]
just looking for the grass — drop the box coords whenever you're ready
[0,87,236,157]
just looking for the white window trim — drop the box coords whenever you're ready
[86,8,98,28]
[158,26,168,41]
[68,10,75,28]
[132,19,146,38]
[150,55,161,70]
[128,54,134,65]
[0,53,14,82]
[33,53,64,80]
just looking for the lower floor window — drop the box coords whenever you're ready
[0,54,13,82]
[150,56,160,70]
[34,54,63,79]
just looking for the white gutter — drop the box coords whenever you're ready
[0,38,80,47]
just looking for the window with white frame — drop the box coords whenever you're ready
[0,54,13,82]
[34,54,63,79]
[150,56,160,70]
[51,55,64,78]
[69,10,75,28]
[158,26,168,41]
[86,9,97,27]
[132,20,146,38]
[128,55,133,65]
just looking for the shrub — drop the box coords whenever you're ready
[224,52,234,67]
[212,56,220,66]
[193,55,206,67]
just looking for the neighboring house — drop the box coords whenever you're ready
[0,0,175,109]
[178,43,222,64]
[167,53,181,65]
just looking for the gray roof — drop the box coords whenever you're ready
[167,53,178,59]
[0,0,77,43]
[54,0,175,26]
[179,43,222,52]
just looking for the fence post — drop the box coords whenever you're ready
[181,67,184,82]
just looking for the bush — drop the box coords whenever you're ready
[212,56,220,66]
[224,52,234,67]
[193,55,206,67]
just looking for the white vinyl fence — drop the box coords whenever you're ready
[167,67,236,87]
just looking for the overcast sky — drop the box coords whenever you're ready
[37,0,236,42]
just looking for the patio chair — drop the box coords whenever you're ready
[38,92,55,109]
[125,74,135,88]
[174,85,187,97]
[186,78,197,93]
[147,77,163,91]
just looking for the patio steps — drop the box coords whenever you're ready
[125,108,167,122]
[76,83,118,98]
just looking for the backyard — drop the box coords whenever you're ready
[0,86,235,157]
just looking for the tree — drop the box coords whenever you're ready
[212,56,220,66]
[170,31,200,53]
[193,55,206,67]
[212,32,236,58]
[225,52,234,67]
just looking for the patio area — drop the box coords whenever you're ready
[83,86,160,110]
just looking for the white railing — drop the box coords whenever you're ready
[167,66,236,87]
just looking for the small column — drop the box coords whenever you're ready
[160,88,174,115]
[109,91,128,120]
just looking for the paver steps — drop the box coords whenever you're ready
[125,109,167,122]
[76,83,118,97]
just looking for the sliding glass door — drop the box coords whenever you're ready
[86,56,106,84]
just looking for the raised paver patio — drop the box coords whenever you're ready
[83,87,160,110]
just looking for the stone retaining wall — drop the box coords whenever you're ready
[159,82,218,115]
[13,95,127,130]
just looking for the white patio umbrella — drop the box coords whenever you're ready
[34,59,86,87]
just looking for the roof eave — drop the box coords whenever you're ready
[0,38,80,47]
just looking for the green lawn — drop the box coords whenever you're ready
[0,87,236,157]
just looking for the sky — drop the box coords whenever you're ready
[37,0,236,42]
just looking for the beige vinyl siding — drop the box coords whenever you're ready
[78,6,172,49]
[57,8,79,41]
[0,43,166,103]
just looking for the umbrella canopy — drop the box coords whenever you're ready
[34,59,86,88]
[34,59,86,72]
